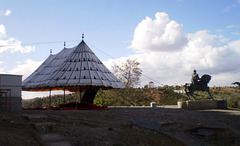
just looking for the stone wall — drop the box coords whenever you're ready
[178,100,227,110]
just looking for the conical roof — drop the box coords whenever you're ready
[22,40,125,91]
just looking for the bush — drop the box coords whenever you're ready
[227,96,239,108]
[23,87,240,108]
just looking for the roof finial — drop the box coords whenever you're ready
[82,33,84,40]
[64,42,66,48]
[50,49,52,55]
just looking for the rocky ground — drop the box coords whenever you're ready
[0,106,240,146]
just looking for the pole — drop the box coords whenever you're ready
[79,87,82,103]
[49,88,51,108]
[63,87,66,104]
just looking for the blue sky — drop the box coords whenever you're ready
[1,0,240,98]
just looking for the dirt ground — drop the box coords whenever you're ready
[0,106,240,146]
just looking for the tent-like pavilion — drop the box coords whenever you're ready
[22,36,125,105]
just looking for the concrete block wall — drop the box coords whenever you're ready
[178,100,227,110]
[0,74,22,111]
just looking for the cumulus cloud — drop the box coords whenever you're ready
[0,24,35,54]
[0,25,6,38]
[1,59,43,100]
[107,12,240,87]
[8,59,42,80]
[0,60,4,73]
[4,9,11,16]
[130,12,187,52]
[0,9,11,16]
[183,30,240,74]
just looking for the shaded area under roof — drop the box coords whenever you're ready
[22,40,125,92]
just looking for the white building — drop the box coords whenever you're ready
[149,81,155,88]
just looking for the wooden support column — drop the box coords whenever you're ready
[63,87,66,105]
[79,86,82,103]
[49,88,52,108]
[82,86,100,104]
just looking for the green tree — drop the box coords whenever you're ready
[112,59,142,88]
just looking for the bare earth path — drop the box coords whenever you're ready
[0,106,240,145]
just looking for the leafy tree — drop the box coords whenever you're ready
[112,59,142,88]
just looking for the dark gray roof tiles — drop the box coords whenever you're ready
[22,41,125,90]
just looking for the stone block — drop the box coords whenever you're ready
[33,122,56,133]
[178,100,227,110]
[23,114,48,122]
[150,102,157,108]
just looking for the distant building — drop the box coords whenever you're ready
[173,90,185,94]
[0,74,22,111]
[149,81,155,88]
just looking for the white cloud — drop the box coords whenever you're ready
[223,0,240,13]
[0,25,6,38]
[106,12,240,87]
[0,24,35,54]
[0,9,11,16]
[218,35,229,43]
[8,59,43,80]
[231,32,240,36]
[226,25,240,29]
[224,5,236,13]
[0,61,5,74]
[4,9,11,16]
[0,68,5,74]
[130,12,187,52]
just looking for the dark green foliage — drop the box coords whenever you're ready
[22,93,82,108]
[23,87,187,108]
[194,87,240,108]
[227,96,239,108]
[94,87,186,106]
[22,86,240,108]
